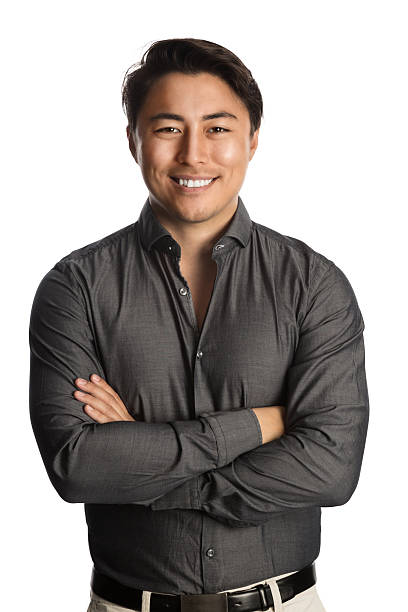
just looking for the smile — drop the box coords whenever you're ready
[169,176,219,192]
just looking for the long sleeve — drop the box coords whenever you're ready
[150,263,370,526]
[29,262,262,505]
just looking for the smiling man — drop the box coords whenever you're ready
[29,38,369,612]
[126,68,260,334]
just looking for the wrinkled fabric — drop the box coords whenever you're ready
[29,195,369,594]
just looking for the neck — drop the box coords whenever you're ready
[149,195,238,260]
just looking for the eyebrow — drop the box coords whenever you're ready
[148,111,238,122]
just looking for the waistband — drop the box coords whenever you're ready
[90,562,316,611]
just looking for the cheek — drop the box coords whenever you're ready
[213,140,246,166]
[140,139,171,168]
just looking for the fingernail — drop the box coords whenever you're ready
[92,374,100,382]
[77,378,87,386]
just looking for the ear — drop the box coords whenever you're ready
[126,125,138,164]
[248,128,260,162]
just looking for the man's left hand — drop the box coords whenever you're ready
[73,374,136,423]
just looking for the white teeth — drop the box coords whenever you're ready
[178,178,214,187]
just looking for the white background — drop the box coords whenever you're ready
[2,1,407,610]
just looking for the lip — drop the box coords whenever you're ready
[170,175,217,180]
[169,176,219,193]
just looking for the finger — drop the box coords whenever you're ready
[73,390,118,420]
[84,404,111,424]
[89,374,122,403]
[84,375,131,420]
[75,378,123,413]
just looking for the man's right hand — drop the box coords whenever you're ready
[251,405,286,444]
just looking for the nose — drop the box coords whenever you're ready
[176,128,210,166]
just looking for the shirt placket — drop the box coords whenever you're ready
[165,236,234,591]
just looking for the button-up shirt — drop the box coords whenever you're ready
[29,195,369,594]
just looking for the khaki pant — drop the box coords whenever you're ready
[87,568,326,611]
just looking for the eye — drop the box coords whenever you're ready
[209,127,230,134]
[155,126,230,134]
[155,127,180,133]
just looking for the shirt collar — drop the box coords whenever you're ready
[137,195,252,256]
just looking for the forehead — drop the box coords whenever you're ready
[140,71,248,119]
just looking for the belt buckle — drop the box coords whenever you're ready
[180,592,228,612]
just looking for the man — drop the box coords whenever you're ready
[29,38,369,612]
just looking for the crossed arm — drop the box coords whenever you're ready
[29,262,277,506]
[70,374,285,442]
[29,260,369,526]
[146,263,370,527]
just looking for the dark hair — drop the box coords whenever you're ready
[121,38,263,138]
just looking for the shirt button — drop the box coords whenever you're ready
[179,287,188,296]
[196,350,203,359]
[206,548,215,558]
[214,243,225,250]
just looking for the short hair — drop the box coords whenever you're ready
[121,38,263,138]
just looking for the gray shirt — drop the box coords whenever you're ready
[29,195,369,594]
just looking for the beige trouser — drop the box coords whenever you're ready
[87,568,326,611]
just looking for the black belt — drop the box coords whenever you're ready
[90,563,316,611]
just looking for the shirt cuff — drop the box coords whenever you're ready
[150,475,201,511]
[150,409,262,512]
[202,407,263,467]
